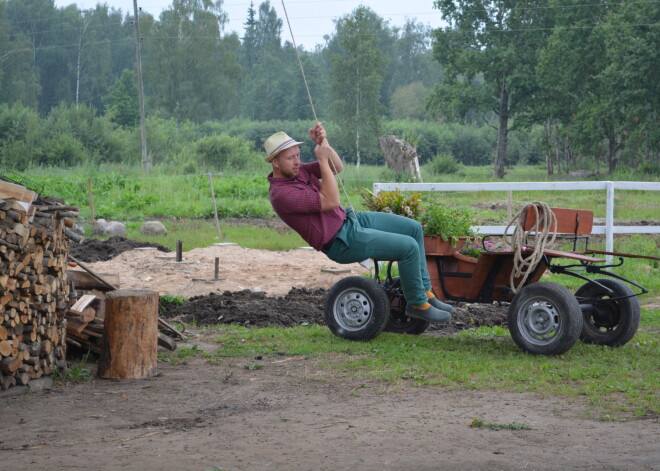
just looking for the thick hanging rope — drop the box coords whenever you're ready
[280,0,355,214]
[504,201,557,293]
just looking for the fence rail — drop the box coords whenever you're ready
[373,181,660,261]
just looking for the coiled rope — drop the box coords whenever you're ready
[504,201,557,293]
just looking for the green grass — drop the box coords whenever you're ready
[161,316,659,419]
[52,353,93,384]
[113,218,307,252]
[21,163,660,223]
[470,417,533,430]
[544,234,660,295]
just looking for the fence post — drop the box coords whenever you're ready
[606,181,615,264]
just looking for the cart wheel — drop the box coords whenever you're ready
[508,282,583,355]
[383,277,430,335]
[324,276,389,341]
[575,278,640,347]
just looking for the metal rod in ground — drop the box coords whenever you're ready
[214,257,219,279]
[176,240,182,262]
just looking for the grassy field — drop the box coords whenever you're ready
[21,162,660,224]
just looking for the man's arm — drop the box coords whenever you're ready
[316,140,341,211]
[310,123,342,211]
[310,123,343,175]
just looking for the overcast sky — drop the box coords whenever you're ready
[52,0,445,49]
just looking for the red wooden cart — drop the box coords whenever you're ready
[324,207,655,355]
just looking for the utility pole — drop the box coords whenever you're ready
[133,0,149,171]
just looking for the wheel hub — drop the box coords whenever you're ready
[590,301,619,329]
[517,298,562,345]
[524,302,559,336]
[334,291,372,330]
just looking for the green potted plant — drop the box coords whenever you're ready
[420,204,475,254]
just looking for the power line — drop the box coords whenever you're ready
[14,0,659,36]
[2,18,656,56]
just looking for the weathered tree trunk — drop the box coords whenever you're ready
[379,135,422,181]
[494,83,509,179]
[98,289,158,379]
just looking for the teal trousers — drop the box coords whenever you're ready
[324,210,431,307]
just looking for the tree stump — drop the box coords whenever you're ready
[379,135,422,181]
[97,289,158,379]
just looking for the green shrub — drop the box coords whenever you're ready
[426,152,461,175]
[0,103,43,168]
[637,160,660,177]
[44,103,130,164]
[38,133,87,166]
[1,139,34,170]
[194,133,254,170]
[450,124,495,165]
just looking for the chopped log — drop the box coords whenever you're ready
[66,317,88,334]
[158,317,187,340]
[0,340,12,356]
[16,371,30,385]
[0,373,16,390]
[65,337,82,349]
[68,268,119,292]
[158,333,177,351]
[70,294,96,316]
[66,336,100,355]
[0,356,22,374]
[97,289,158,379]
[63,227,84,244]
[40,340,52,355]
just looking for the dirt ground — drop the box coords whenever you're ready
[1,237,658,470]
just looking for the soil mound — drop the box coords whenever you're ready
[69,236,170,262]
[72,236,508,333]
[161,288,508,334]
[162,287,327,328]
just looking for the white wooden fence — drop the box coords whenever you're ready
[373,181,660,259]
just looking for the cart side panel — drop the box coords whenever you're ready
[427,253,547,303]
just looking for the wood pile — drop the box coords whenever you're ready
[0,179,182,391]
[0,186,76,390]
[65,269,181,355]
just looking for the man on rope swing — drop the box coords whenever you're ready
[264,122,452,323]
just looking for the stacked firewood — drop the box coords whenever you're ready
[0,195,76,390]
[65,271,115,355]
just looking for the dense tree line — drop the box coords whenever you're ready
[0,0,657,176]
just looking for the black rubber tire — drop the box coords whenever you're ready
[383,277,430,335]
[508,282,583,355]
[324,276,390,341]
[575,278,640,347]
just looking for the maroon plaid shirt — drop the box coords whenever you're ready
[268,162,346,251]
